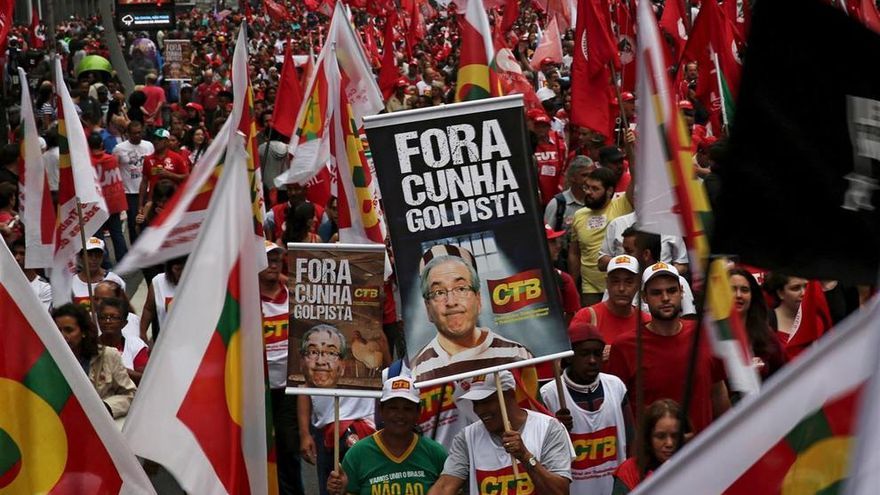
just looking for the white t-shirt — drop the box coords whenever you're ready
[599,212,688,265]
[43,147,60,192]
[113,139,155,194]
[30,276,53,311]
[71,271,126,308]
[310,396,375,429]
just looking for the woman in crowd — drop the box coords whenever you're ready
[763,272,809,343]
[729,267,786,379]
[326,376,447,495]
[283,202,320,245]
[612,399,689,493]
[97,298,150,384]
[52,303,136,419]
[184,126,211,164]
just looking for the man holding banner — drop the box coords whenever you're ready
[411,245,534,383]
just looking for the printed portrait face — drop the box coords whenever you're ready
[300,325,346,388]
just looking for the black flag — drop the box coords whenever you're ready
[713,0,880,284]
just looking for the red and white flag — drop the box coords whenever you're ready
[529,16,564,70]
[51,58,108,306]
[660,0,689,61]
[123,131,267,495]
[1,240,156,495]
[18,66,55,269]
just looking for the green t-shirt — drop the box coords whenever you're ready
[342,431,447,495]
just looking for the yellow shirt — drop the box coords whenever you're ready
[571,195,633,293]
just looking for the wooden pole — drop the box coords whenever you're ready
[609,63,635,159]
[635,291,645,473]
[75,200,99,328]
[333,395,341,471]
[552,360,567,411]
[495,372,520,481]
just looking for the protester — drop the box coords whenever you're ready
[89,131,128,263]
[427,370,574,495]
[112,120,154,244]
[611,399,689,493]
[541,322,632,495]
[138,128,189,212]
[729,267,786,379]
[71,237,126,309]
[97,297,150,384]
[93,279,141,341]
[546,224,581,324]
[762,273,809,342]
[140,256,185,341]
[10,239,52,310]
[572,254,649,343]
[52,303,136,419]
[607,263,730,433]
[327,376,447,495]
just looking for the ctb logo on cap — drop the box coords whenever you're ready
[614,255,631,263]
[391,380,411,390]
[654,261,669,270]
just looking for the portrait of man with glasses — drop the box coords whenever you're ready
[300,323,348,388]
[411,245,533,383]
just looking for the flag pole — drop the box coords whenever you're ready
[678,257,710,449]
[635,290,645,473]
[711,51,729,133]
[495,372,520,482]
[75,199,99,327]
[333,395,340,472]
[608,63,634,158]
[553,360,567,411]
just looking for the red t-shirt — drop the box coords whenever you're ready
[557,269,581,316]
[143,150,190,190]
[534,134,566,206]
[91,151,128,214]
[606,320,725,433]
[141,85,166,126]
[571,301,650,344]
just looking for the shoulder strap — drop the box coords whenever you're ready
[554,193,566,231]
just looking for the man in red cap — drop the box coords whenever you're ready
[530,110,567,207]
[385,78,411,113]
[541,321,633,495]
[546,224,581,323]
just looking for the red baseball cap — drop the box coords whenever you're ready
[540,57,556,66]
[395,77,409,88]
[532,113,551,125]
[678,100,694,111]
[569,321,605,345]
[545,224,565,239]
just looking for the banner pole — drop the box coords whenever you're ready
[333,395,341,472]
[75,199,99,328]
[495,372,520,482]
[635,291,645,473]
[553,360,567,411]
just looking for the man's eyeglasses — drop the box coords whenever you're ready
[98,315,125,322]
[425,286,475,303]
[302,349,341,361]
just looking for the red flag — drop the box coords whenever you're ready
[529,16,564,70]
[659,0,688,62]
[403,0,425,59]
[263,0,290,20]
[363,24,382,68]
[29,6,43,49]
[0,0,13,55]
[499,0,520,37]
[785,281,832,360]
[679,0,742,133]
[271,41,303,139]
[378,12,401,99]
[861,0,880,32]
[570,0,619,138]
[615,0,637,93]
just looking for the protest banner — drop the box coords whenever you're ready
[286,243,388,396]
[363,95,571,388]
[162,39,194,81]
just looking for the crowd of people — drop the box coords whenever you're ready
[0,0,869,493]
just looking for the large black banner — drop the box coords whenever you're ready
[364,95,570,387]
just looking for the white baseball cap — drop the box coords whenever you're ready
[85,237,105,252]
[459,371,516,401]
[380,376,421,404]
[264,240,283,253]
[607,254,639,275]
[641,261,680,288]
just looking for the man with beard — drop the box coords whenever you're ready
[606,262,730,433]
[567,167,633,306]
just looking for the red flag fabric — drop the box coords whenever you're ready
[378,12,401,99]
[0,0,13,55]
[861,0,880,32]
[272,41,303,139]
[403,0,426,59]
[570,0,619,138]
[29,6,43,49]
[363,24,382,68]
[785,281,832,360]
[499,0,521,38]
[679,0,742,133]
[659,0,688,62]
[615,0,637,93]
[263,0,290,20]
